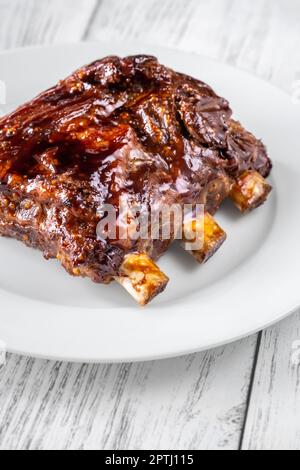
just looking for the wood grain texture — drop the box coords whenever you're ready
[241,312,300,450]
[0,0,299,451]
[0,0,99,49]
[0,337,257,450]
[88,0,300,91]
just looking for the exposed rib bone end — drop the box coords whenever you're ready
[115,253,169,306]
[183,212,227,264]
[230,171,272,213]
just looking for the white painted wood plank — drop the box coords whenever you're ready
[241,311,300,450]
[0,0,98,49]
[0,337,257,450]
[89,0,300,91]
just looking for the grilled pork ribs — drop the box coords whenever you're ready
[0,55,272,305]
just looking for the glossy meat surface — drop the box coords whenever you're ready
[0,55,272,282]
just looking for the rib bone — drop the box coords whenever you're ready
[182,212,227,264]
[230,171,272,212]
[115,253,169,306]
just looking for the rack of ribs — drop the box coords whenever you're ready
[0,55,272,305]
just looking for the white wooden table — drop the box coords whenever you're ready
[0,0,300,451]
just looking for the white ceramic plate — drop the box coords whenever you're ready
[0,42,299,363]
